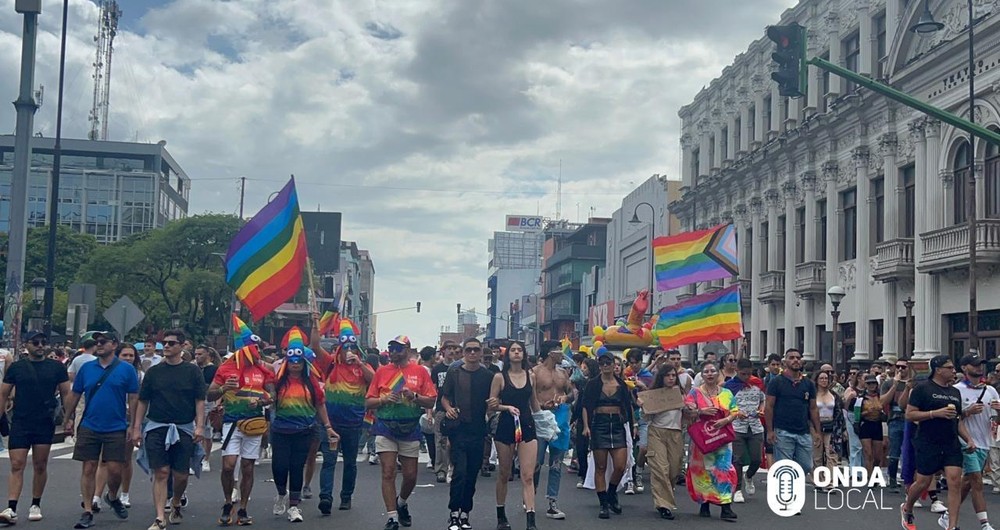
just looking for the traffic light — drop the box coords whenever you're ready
[767,24,807,98]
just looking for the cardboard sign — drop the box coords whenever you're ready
[638,387,685,414]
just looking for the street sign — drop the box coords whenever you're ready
[103,295,144,338]
[68,283,97,324]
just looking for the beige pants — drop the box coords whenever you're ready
[812,431,840,469]
[646,426,684,511]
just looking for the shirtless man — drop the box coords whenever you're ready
[532,340,575,520]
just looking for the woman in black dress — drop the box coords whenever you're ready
[582,353,636,519]
[488,341,541,530]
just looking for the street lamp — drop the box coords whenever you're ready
[827,285,846,374]
[911,0,979,353]
[30,277,45,304]
[170,312,181,328]
[630,201,657,298]
[903,297,915,360]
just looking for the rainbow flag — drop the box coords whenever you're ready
[653,224,738,291]
[655,284,743,348]
[318,311,338,336]
[388,371,406,393]
[225,177,309,321]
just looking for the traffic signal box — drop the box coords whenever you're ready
[767,24,807,98]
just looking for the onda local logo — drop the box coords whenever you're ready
[767,459,891,516]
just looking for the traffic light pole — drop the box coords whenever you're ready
[805,56,1000,146]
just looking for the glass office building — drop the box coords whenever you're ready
[0,136,190,243]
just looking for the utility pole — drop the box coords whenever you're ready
[239,176,246,219]
[43,0,69,339]
[5,0,42,351]
[966,0,979,355]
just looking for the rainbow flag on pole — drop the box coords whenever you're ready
[225,177,309,321]
[655,285,743,348]
[653,224,738,291]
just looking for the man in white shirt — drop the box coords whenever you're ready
[137,341,163,372]
[67,339,98,383]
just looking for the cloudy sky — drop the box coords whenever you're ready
[0,0,796,348]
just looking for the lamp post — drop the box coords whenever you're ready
[170,312,181,328]
[42,0,69,340]
[629,201,657,299]
[903,297,915,360]
[29,277,44,331]
[827,285,846,374]
[911,0,979,353]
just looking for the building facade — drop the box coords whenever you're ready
[487,227,543,340]
[0,137,189,243]
[674,0,1000,363]
[541,219,609,347]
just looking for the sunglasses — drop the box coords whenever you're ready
[30,340,46,346]
[96,339,109,345]
[896,365,908,369]
[598,358,614,366]
[388,344,406,353]
[464,347,482,353]
[162,340,180,347]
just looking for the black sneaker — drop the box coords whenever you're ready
[384,518,400,530]
[397,503,412,527]
[219,503,234,526]
[81,501,101,514]
[104,493,129,519]
[658,507,675,520]
[74,511,95,529]
[236,509,253,526]
[318,496,332,515]
[448,516,461,530]
[339,498,351,511]
[459,513,472,529]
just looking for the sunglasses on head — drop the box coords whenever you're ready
[162,340,180,347]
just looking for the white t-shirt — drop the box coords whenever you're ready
[68,353,97,378]
[140,354,162,371]
[954,380,1000,450]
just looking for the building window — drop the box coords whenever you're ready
[720,127,728,161]
[795,207,806,264]
[903,165,916,237]
[761,330,768,357]
[761,221,769,271]
[818,199,828,260]
[841,322,856,360]
[843,32,860,92]
[733,118,741,153]
[955,140,971,225]
[778,329,785,350]
[875,13,887,78]
[842,188,858,260]
[873,176,885,246]
[795,326,805,353]
[748,105,756,143]
[987,139,1000,219]
[872,319,884,358]
[691,148,700,180]
[778,215,787,270]
[763,95,772,133]
[708,135,716,168]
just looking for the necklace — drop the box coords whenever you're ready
[702,385,720,397]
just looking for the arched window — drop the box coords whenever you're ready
[954,140,971,225]
[986,134,1000,218]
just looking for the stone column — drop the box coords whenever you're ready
[880,133,899,356]
[976,162,986,219]
[739,101,751,156]
[826,12,842,98]
[858,0,872,77]
[886,0,900,45]
[923,121,942,356]
[699,127,712,180]
[805,34,821,116]
[941,169,955,224]
[735,204,749,278]
[766,189,781,356]
[770,86,783,140]
[727,113,738,162]
[750,197,764,360]
[853,146,872,361]
[681,133,694,188]
[802,171,819,359]
[713,124,725,172]
[823,161,841,335]
[754,90,767,147]
[910,120,932,358]
[786,98,799,130]
[783,180,797,352]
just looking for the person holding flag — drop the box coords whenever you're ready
[366,336,436,530]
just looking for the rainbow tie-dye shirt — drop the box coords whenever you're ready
[318,358,368,429]
[212,361,274,423]
[272,378,325,434]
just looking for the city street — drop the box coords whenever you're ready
[1,442,998,529]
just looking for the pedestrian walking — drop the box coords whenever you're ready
[365,336,437,530]
[764,348,820,475]
[432,341,460,482]
[811,369,846,476]
[62,332,138,529]
[532,340,574,520]
[0,330,71,524]
[724,358,766,504]
[440,338,494,530]
[94,343,144,509]
[685,361,738,520]
[130,329,207,530]
[582,350,636,519]
[641,363,685,520]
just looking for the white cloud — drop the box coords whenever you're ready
[0,0,796,347]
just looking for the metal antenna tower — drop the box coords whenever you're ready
[88,0,121,141]
[556,159,562,220]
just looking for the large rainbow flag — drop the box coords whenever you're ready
[225,177,309,321]
[655,284,743,348]
[653,224,738,291]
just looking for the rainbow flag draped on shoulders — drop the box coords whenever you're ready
[655,284,743,348]
[225,177,309,321]
[653,224,738,291]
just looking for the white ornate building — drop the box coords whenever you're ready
[673,0,1000,363]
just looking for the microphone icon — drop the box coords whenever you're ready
[767,459,806,517]
[774,465,800,509]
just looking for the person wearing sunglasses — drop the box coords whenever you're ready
[531,340,575,521]
[365,336,436,530]
[62,331,138,529]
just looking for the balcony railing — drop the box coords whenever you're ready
[757,271,785,304]
[919,220,1000,273]
[872,238,914,281]
[793,261,826,297]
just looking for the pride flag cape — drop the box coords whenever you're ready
[655,284,743,348]
[225,177,309,321]
[653,224,738,291]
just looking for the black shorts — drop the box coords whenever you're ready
[8,423,55,449]
[914,439,963,476]
[73,427,128,463]
[494,412,536,445]
[858,420,884,441]
[590,413,628,450]
[144,426,195,473]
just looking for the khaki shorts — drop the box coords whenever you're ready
[375,436,420,459]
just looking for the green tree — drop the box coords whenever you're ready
[0,225,99,294]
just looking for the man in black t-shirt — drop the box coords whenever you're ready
[900,355,974,530]
[0,330,70,524]
[431,340,460,482]
[440,338,493,530]
[130,330,207,530]
[765,348,820,474]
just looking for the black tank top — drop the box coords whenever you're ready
[500,370,533,417]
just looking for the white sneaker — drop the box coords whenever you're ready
[426,461,433,469]
[914,499,923,508]
[0,508,17,524]
[931,500,947,513]
[576,480,584,489]
[734,491,745,504]
[624,481,635,495]
[273,494,287,515]
[28,505,41,521]
[982,522,996,530]
[202,460,211,472]
[745,477,756,496]
[635,472,644,493]
[287,506,303,523]
[994,485,1000,494]
[121,493,131,508]
[938,512,949,530]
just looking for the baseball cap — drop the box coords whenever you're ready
[24,330,46,342]
[864,374,878,384]
[880,355,898,365]
[389,335,411,347]
[91,331,117,342]
[930,354,953,372]
[960,353,985,367]
[80,338,97,349]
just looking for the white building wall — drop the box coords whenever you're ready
[490,268,540,339]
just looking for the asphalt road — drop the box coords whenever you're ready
[0,442,997,529]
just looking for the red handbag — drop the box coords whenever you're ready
[686,390,736,454]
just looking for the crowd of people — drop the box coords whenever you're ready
[0,319,998,530]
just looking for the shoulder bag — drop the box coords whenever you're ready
[686,388,736,454]
[81,358,120,421]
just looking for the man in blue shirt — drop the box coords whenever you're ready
[62,332,139,529]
